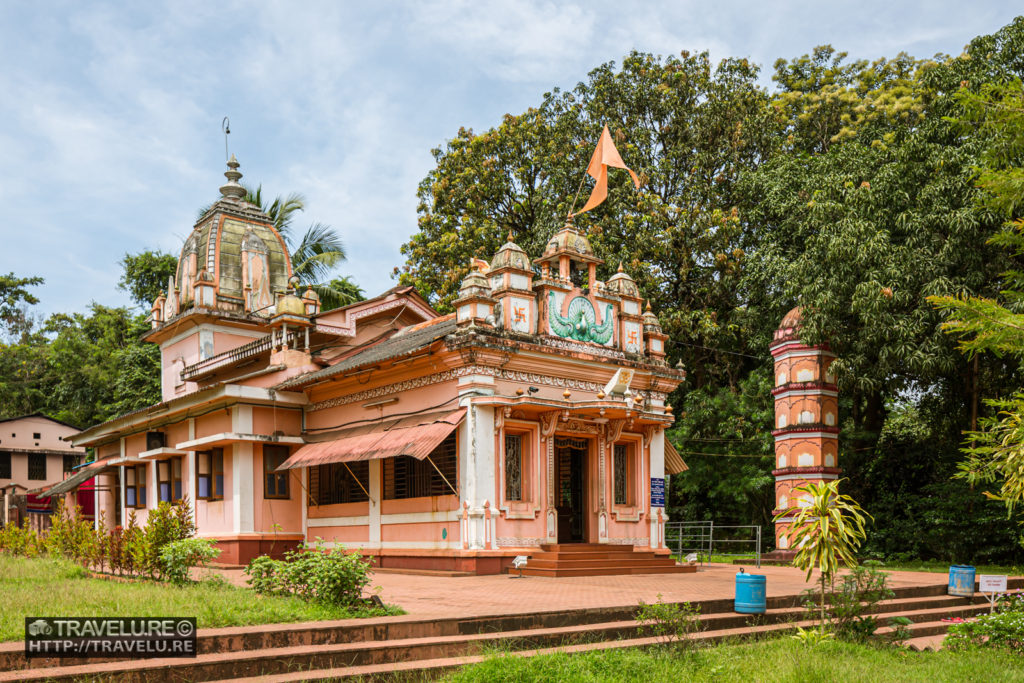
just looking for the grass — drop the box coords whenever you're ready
[443,638,1024,682]
[0,555,402,642]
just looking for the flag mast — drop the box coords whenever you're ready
[568,125,640,218]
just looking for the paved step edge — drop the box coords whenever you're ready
[0,602,992,681]
[0,591,990,672]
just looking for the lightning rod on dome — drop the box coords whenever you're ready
[222,116,231,162]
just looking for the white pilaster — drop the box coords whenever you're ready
[649,428,666,549]
[368,460,381,548]
[463,403,495,550]
[231,406,255,534]
[185,417,196,502]
[300,467,308,543]
[119,466,126,524]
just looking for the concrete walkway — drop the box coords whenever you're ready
[211,563,959,618]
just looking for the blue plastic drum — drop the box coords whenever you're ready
[735,572,767,614]
[948,565,976,597]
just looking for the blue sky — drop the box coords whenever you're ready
[1,1,1020,317]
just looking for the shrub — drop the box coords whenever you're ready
[160,538,221,585]
[245,555,285,596]
[828,562,895,643]
[245,541,373,608]
[0,521,39,557]
[636,594,701,648]
[945,590,1024,654]
[141,499,196,579]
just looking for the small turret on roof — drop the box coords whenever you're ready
[453,260,496,327]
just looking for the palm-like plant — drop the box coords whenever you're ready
[775,479,872,629]
[243,185,357,311]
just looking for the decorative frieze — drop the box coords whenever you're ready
[309,365,613,411]
[496,537,545,547]
[608,537,649,546]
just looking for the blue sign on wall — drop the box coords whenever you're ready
[651,477,665,507]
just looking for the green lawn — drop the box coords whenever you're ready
[445,638,1024,682]
[0,555,400,642]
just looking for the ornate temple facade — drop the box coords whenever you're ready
[770,307,840,552]
[58,159,687,573]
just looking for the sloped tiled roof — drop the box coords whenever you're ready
[277,314,457,389]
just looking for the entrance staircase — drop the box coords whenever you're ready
[518,543,694,577]
[3,578,1014,682]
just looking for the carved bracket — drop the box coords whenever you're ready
[540,411,559,441]
[606,418,626,448]
[642,425,658,451]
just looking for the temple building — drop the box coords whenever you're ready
[59,158,687,574]
[769,307,840,553]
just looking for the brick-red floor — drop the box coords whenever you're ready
[210,563,963,618]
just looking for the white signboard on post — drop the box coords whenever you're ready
[979,575,1007,593]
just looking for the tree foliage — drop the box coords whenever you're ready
[401,17,1024,563]
[118,251,178,309]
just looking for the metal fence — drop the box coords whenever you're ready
[665,521,761,568]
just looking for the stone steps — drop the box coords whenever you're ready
[519,543,690,577]
[1,581,1003,682]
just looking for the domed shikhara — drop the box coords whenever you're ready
[172,156,292,318]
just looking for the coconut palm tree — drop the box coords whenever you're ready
[243,185,358,311]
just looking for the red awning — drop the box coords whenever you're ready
[279,408,465,470]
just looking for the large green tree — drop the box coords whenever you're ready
[399,50,780,390]
[118,250,178,309]
[931,74,1024,529]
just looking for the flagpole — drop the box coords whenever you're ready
[567,171,589,218]
[568,125,601,218]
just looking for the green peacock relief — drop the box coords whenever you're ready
[548,292,614,344]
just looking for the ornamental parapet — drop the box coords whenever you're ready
[771,424,840,438]
[770,466,843,478]
[770,381,838,397]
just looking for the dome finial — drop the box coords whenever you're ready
[617,262,624,273]
[220,154,246,199]
[507,229,514,242]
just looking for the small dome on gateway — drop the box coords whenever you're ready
[642,300,662,333]
[458,261,491,298]
[541,222,596,260]
[605,263,640,298]
[490,231,531,272]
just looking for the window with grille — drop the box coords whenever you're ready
[0,452,10,479]
[614,444,632,506]
[264,445,290,499]
[63,455,79,473]
[311,461,370,505]
[196,449,224,500]
[504,434,523,501]
[157,457,182,503]
[384,433,457,500]
[28,453,46,480]
[125,464,147,508]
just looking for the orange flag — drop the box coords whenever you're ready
[574,125,640,216]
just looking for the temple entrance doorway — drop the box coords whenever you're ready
[554,437,588,543]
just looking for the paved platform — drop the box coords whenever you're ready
[211,563,962,617]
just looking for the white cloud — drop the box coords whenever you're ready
[0,0,1020,314]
